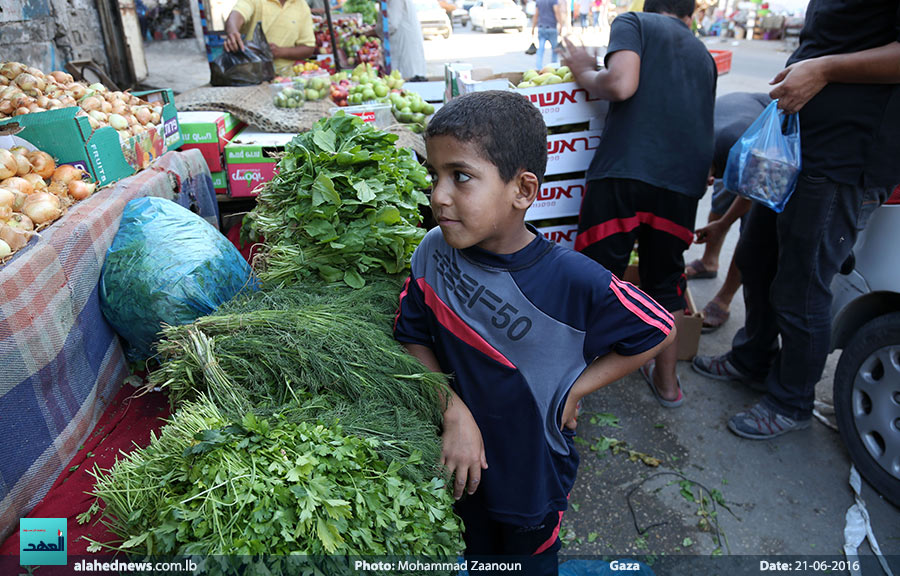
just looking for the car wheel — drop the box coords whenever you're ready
[834,312,900,507]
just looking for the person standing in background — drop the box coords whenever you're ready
[223,0,316,76]
[563,0,717,409]
[693,0,900,439]
[532,0,563,69]
[577,0,593,30]
[385,0,428,79]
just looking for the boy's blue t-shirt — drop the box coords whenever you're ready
[394,227,672,525]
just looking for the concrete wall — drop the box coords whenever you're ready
[0,0,109,72]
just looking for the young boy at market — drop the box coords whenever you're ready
[393,90,675,572]
[562,0,717,408]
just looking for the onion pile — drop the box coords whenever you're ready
[0,146,95,262]
[0,61,165,143]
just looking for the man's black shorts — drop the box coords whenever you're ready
[576,178,698,312]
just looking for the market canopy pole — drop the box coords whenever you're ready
[324,0,342,72]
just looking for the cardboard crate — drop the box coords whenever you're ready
[623,265,703,360]
[535,219,579,251]
[515,81,608,127]
[178,111,245,172]
[526,178,585,222]
[0,89,181,186]
[224,127,296,197]
[546,130,601,176]
[210,170,228,195]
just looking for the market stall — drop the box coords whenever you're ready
[0,148,217,545]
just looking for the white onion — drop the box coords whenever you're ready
[22,173,48,192]
[22,191,61,224]
[0,238,11,258]
[5,212,34,232]
[26,151,56,178]
[0,149,17,179]
[2,176,34,196]
[68,180,95,200]
[0,187,14,209]
[13,153,32,176]
[0,222,32,251]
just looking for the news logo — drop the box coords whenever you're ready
[20,518,67,566]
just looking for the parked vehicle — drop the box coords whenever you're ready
[468,0,527,32]
[438,0,470,26]
[415,0,453,38]
[830,185,900,507]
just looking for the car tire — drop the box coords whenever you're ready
[834,311,900,507]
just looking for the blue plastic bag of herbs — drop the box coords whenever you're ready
[100,197,259,360]
[723,99,801,213]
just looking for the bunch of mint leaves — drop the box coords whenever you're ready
[244,113,430,288]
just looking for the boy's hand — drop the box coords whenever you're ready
[560,394,581,431]
[695,219,727,245]
[442,401,488,500]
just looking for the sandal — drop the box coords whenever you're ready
[639,360,684,408]
[685,259,717,280]
[701,300,730,333]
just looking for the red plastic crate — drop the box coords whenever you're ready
[710,49,733,75]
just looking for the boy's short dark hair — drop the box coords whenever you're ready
[425,90,548,185]
[644,0,696,18]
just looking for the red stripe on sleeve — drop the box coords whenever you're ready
[608,279,673,336]
[393,276,412,331]
[417,278,516,369]
[611,275,675,325]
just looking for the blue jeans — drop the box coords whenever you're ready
[536,26,558,69]
[728,174,891,419]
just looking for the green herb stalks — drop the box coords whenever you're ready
[90,398,462,563]
[244,113,430,288]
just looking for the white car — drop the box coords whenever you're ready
[415,0,453,38]
[830,185,900,507]
[469,0,528,32]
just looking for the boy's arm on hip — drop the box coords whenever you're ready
[569,328,676,403]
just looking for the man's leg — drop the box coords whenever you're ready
[727,202,780,380]
[576,178,636,279]
[728,177,890,439]
[636,186,697,403]
[766,177,886,419]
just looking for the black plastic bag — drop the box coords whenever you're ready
[525,42,537,55]
[210,23,275,86]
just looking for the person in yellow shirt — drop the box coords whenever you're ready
[223,0,316,76]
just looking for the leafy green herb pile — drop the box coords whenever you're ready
[88,278,463,561]
[342,0,379,25]
[243,113,430,288]
[90,397,461,561]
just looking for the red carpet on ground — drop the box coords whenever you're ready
[1,383,170,572]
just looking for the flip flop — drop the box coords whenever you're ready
[639,360,684,408]
[685,259,717,280]
[702,300,730,333]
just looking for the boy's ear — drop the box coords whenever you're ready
[513,170,540,210]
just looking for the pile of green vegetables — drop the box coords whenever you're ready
[341,0,379,25]
[243,113,430,288]
[87,278,464,564]
[90,398,460,561]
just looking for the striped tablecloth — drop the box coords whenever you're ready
[0,149,218,543]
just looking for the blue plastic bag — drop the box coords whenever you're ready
[100,197,258,360]
[723,99,801,213]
